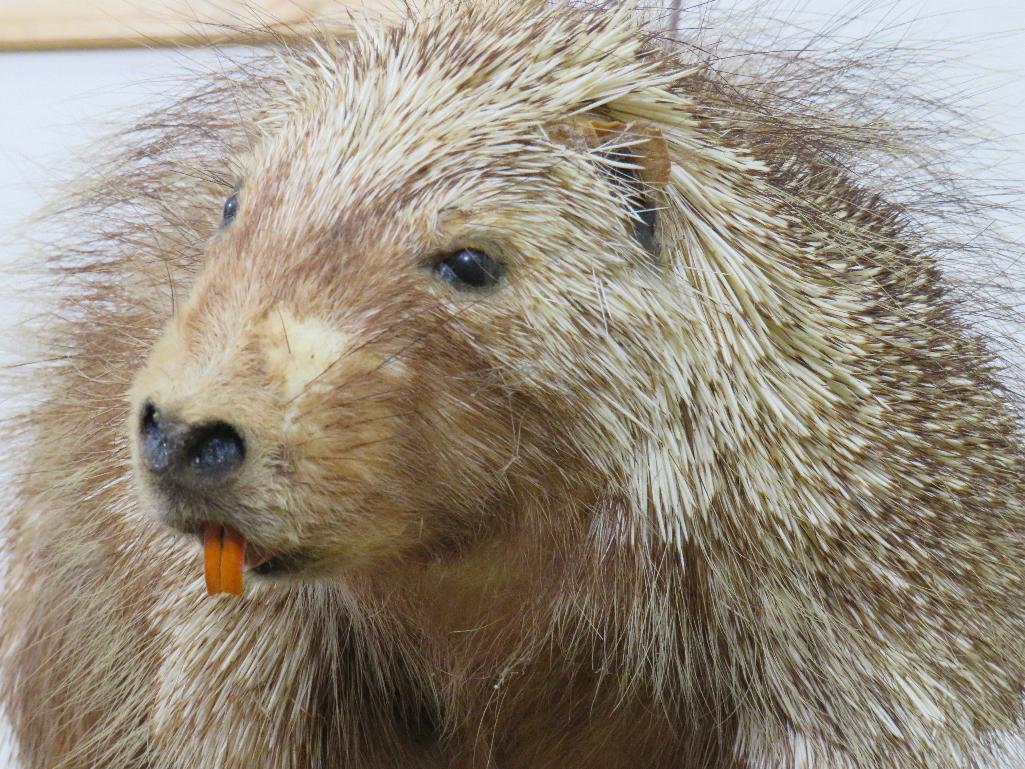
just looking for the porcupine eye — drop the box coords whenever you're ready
[222,192,239,224]
[434,248,503,289]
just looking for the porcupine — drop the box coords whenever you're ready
[3,1,1025,767]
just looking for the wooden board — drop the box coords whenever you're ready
[0,0,398,51]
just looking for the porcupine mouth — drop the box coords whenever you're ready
[186,526,308,577]
[248,550,309,577]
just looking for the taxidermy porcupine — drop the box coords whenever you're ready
[3,0,1025,767]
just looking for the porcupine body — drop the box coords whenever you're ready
[3,2,1025,767]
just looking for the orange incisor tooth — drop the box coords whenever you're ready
[220,527,245,596]
[203,524,223,595]
[203,524,245,596]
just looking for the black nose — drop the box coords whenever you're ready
[139,401,246,484]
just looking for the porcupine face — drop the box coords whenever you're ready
[125,24,667,582]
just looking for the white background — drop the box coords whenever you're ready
[0,1,1023,766]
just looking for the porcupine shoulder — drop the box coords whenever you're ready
[2,2,1025,768]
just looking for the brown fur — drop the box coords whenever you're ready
[3,2,1025,767]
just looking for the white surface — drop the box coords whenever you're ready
[0,2,1023,766]
[0,46,245,355]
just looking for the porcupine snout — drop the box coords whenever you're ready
[138,399,246,487]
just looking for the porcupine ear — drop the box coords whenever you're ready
[554,118,671,256]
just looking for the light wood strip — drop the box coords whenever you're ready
[0,0,398,51]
